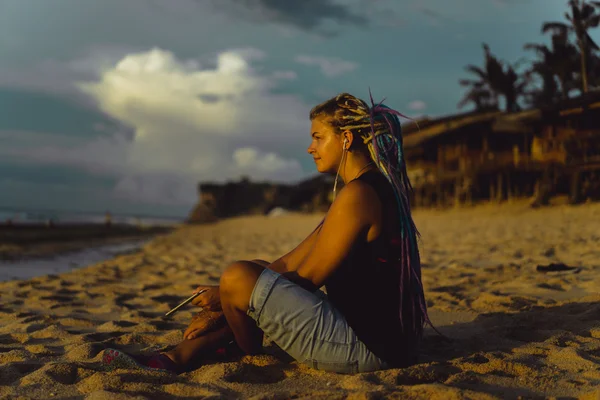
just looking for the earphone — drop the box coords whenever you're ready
[333,138,349,201]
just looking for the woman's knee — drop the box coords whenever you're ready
[220,261,262,295]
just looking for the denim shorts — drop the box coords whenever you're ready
[247,268,388,374]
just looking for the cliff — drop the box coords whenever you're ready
[188,175,335,223]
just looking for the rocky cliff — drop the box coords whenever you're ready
[188,175,335,223]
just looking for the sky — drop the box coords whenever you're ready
[0,0,597,218]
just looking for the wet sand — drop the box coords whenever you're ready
[1,201,599,399]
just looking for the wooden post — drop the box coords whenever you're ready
[569,170,582,204]
[454,179,461,208]
[532,169,551,206]
[496,173,503,202]
[506,172,512,203]
[426,186,432,207]
[467,177,473,206]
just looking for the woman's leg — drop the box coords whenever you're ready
[219,261,267,354]
[165,259,268,366]
[238,268,388,374]
[164,325,233,366]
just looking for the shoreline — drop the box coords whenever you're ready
[0,223,176,261]
[0,239,151,282]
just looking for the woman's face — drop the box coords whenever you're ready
[308,116,344,174]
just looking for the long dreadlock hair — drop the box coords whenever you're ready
[309,91,436,339]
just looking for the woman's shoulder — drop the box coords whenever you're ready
[336,179,382,214]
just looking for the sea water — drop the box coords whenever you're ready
[0,239,150,282]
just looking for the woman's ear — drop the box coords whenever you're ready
[342,130,354,150]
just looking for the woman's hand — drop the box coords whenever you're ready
[190,285,221,311]
[183,310,224,340]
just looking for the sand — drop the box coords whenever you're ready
[1,201,599,399]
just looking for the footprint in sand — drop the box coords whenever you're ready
[20,363,80,385]
[24,323,47,334]
[537,282,566,291]
[140,283,167,291]
[0,362,43,385]
[0,334,18,345]
[50,301,85,310]
[394,363,461,385]
[97,320,137,332]
[222,363,288,384]
[150,295,184,306]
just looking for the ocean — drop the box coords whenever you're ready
[0,207,183,282]
[0,240,150,282]
[0,207,183,227]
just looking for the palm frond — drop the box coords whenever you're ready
[464,65,487,80]
[586,31,600,49]
[581,2,596,20]
[542,21,570,34]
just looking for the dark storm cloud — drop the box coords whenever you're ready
[210,0,369,32]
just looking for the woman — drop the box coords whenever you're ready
[102,92,433,374]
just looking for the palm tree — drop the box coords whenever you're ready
[503,64,529,112]
[590,52,600,88]
[542,0,600,93]
[459,44,503,108]
[524,29,579,99]
[457,80,497,111]
[524,66,561,107]
[458,44,528,112]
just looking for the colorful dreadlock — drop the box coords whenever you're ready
[309,91,438,339]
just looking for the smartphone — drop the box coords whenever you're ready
[164,289,208,317]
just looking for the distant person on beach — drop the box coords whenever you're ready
[102,92,434,374]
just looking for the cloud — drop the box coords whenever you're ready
[272,70,298,80]
[0,130,132,176]
[408,0,528,25]
[210,0,368,33]
[0,44,139,104]
[408,100,427,111]
[233,147,303,180]
[4,48,312,206]
[295,55,359,77]
[413,5,453,27]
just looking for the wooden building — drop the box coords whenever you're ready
[402,92,600,208]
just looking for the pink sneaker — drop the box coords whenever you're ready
[102,348,179,374]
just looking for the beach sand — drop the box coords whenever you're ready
[1,201,599,399]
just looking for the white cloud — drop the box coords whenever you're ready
[294,55,358,77]
[4,48,312,206]
[408,100,427,111]
[233,147,303,181]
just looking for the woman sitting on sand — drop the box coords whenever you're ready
[103,92,433,374]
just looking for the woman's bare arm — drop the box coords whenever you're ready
[286,181,377,290]
[267,219,324,274]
